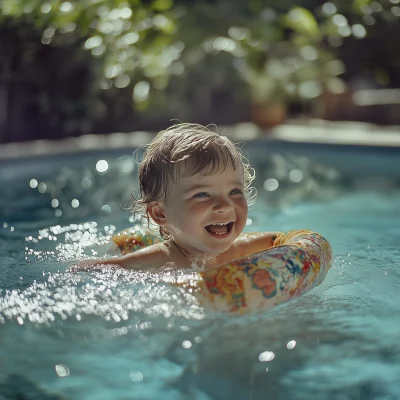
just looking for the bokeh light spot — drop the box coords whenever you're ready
[300,46,317,61]
[259,351,275,362]
[352,24,367,38]
[360,4,372,14]
[289,170,303,183]
[287,340,297,349]
[38,183,47,193]
[60,2,74,12]
[338,25,352,37]
[123,32,139,45]
[24,5,33,13]
[55,364,70,377]
[228,26,247,40]
[129,370,143,382]
[71,199,79,208]
[96,160,109,173]
[133,81,150,102]
[41,4,51,13]
[363,14,376,25]
[105,65,121,79]
[115,74,131,88]
[322,2,337,15]
[120,7,133,19]
[371,2,383,12]
[213,37,236,52]
[264,179,279,191]
[102,205,112,214]
[85,36,103,50]
[391,6,400,16]
[92,45,105,56]
[43,27,55,39]
[299,81,322,98]
[81,177,92,189]
[332,14,348,26]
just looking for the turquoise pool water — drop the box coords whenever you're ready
[0,142,399,399]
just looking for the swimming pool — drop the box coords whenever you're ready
[1,138,399,399]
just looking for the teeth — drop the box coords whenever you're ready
[205,221,232,235]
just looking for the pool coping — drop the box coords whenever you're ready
[1,119,400,161]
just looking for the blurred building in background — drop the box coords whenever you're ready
[0,0,399,143]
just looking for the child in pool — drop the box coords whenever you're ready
[81,123,279,271]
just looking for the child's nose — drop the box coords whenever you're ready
[214,196,233,212]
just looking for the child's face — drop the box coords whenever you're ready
[160,164,248,256]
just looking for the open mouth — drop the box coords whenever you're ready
[205,222,234,236]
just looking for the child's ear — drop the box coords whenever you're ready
[147,201,167,225]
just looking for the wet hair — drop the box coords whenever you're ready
[132,123,256,238]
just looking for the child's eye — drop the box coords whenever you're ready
[193,192,209,198]
[230,188,243,195]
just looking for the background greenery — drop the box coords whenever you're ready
[0,0,399,142]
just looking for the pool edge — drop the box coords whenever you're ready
[1,119,400,161]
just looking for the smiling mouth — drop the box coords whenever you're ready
[205,222,234,236]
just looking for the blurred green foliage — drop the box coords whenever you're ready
[0,0,399,140]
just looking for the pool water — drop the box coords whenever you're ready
[0,142,400,400]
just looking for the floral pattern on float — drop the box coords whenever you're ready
[197,230,332,313]
[112,226,162,254]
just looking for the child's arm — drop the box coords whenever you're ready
[72,243,169,271]
[215,232,280,265]
[238,231,280,253]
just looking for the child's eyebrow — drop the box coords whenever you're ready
[184,181,244,194]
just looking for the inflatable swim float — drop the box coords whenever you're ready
[110,227,333,315]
